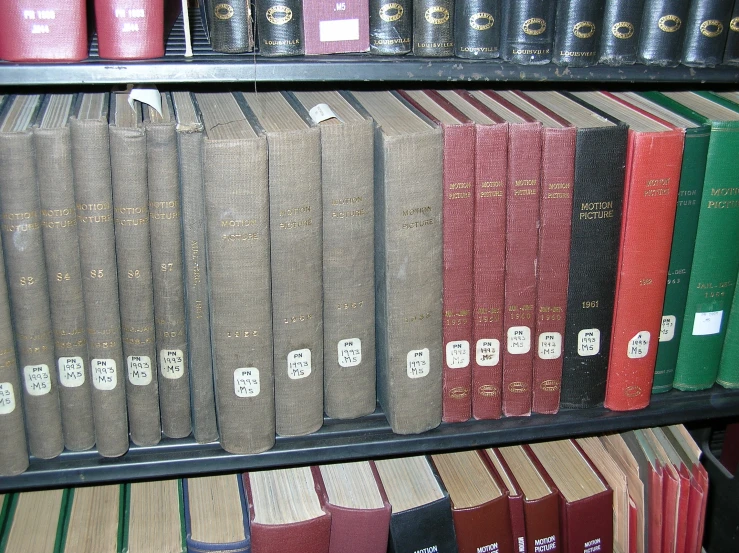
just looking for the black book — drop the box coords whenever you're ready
[598,0,645,65]
[499,0,558,64]
[369,0,412,54]
[724,1,739,64]
[454,0,501,58]
[552,0,605,66]
[255,0,305,56]
[638,0,691,66]
[201,0,255,53]
[413,0,454,56]
[681,0,734,67]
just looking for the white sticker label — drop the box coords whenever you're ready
[309,103,340,125]
[537,332,562,360]
[407,348,430,378]
[577,328,601,356]
[338,338,362,368]
[507,326,531,354]
[446,340,470,369]
[476,339,500,366]
[128,85,162,116]
[693,311,723,336]
[287,349,312,380]
[160,349,185,380]
[24,364,51,396]
[627,331,651,359]
[127,356,152,386]
[92,359,117,391]
[660,315,677,342]
[0,382,15,415]
[234,368,260,398]
[319,18,360,42]
[58,356,85,388]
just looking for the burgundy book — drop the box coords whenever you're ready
[94,0,180,60]
[484,448,527,553]
[302,0,370,54]
[0,1,88,62]
[398,90,476,423]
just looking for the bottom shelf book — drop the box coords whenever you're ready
[0,425,710,553]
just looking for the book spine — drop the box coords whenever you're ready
[146,109,192,440]
[552,0,605,66]
[319,119,377,420]
[502,121,541,417]
[413,0,454,56]
[203,0,254,53]
[255,0,305,56]
[0,1,88,62]
[717,275,739,388]
[450,498,514,553]
[598,0,645,65]
[94,0,166,60]
[268,126,324,437]
[532,126,576,415]
[723,1,739,64]
[681,0,734,67]
[302,0,370,54]
[604,128,683,411]
[110,120,162,446]
[471,122,508,421]
[369,0,412,54]
[0,126,64,460]
[70,113,129,458]
[651,124,709,393]
[499,0,557,64]
[637,0,691,66]
[674,118,739,390]
[454,0,501,58]
[388,495,459,553]
[560,124,627,409]
[34,123,95,452]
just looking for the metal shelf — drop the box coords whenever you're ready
[1,386,737,492]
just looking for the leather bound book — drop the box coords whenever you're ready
[499,0,557,64]
[0,95,64,460]
[171,91,218,444]
[194,92,274,455]
[723,0,739,64]
[400,90,475,423]
[637,0,691,66]
[454,0,501,58]
[144,94,192,440]
[245,467,331,553]
[241,91,323,438]
[369,0,412,54]
[598,0,645,65]
[302,0,370,54]
[70,93,129,458]
[34,94,95,452]
[110,93,162,447]
[681,0,734,67]
[201,0,254,53]
[483,449,527,553]
[413,0,454,56]
[254,0,305,56]
[122,480,186,553]
[349,90,443,435]
[316,462,391,553]
[438,90,508,421]
[290,91,376,421]
[0,1,88,62]
[573,92,684,412]
[552,0,605,66]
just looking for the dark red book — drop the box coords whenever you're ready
[399,90,476,423]
[483,448,527,553]
[0,1,88,62]
[302,0,370,54]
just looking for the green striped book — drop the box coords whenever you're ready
[56,485,125,553]
[121,480,186,553]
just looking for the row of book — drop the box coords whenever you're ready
[0,424,709,553]
[5,0,739,67]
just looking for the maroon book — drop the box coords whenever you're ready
[483,448,528,553]
[0,1,88,62]
[399,90,476,423]
[302,0,370,54]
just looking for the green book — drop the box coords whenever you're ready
[0,489,68,553]
[717,269,739,388]
[56,484,125,553]
[634,92,711,393]
[662,91,739,390]
[121,480,185,553]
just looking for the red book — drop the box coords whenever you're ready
[399,90,476,423]
[484,448,527,553]
[574,92,684,412]
[94,0,180,60]
[629,498,638,553]
[0,1,88,62]
[302,0,370,54]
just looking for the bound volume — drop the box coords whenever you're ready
[681,0,734,67]
[638,0,691,66]
[552,0,605,66]
[454,0,501,58]
[413,0,455,56]
[597,0,644,65]
[369,0,412,54]
[499,0,557,64]
[723,1,739,64]
[302,0,370,54]
[255,0,305,56]
[201,0,254,53]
